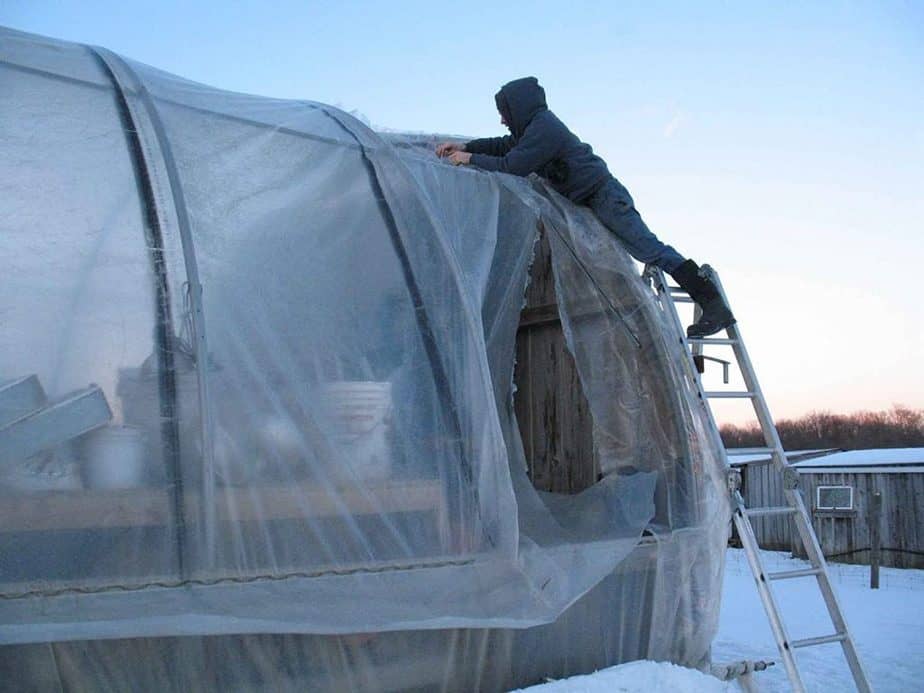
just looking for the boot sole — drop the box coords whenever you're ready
[687,317,737,339]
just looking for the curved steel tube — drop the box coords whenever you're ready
[87,46,189,577]
[89,46,217,568]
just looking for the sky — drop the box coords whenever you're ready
[3,1,922,425]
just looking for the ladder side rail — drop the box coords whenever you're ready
[653,266,807,691]
[724,322,789,469]
[649,265,873,693]
[648,268,728,458]
[786,488,873,693]
[697,270,789,468]
[705,269,873,693]
[733,491,807,692]
[651,268,810,690]
[651,271,704,391]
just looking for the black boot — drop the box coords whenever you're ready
[669,259,736,338]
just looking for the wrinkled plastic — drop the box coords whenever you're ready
[0,26,729,691]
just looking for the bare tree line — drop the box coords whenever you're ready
[720,405,924,450]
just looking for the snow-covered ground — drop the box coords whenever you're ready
[517,548,924,692]
[713,548,924,692]
[510,659,731,692]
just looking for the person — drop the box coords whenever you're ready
[435,76,735,338]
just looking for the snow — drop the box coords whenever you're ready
[510,660,731,692]
[516,548,924,692]
[726,448,924,470]
[726,449,840,466]
[713,548,924,692]
[792,447,924,469]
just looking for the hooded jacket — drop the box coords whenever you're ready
[465,77,612,203]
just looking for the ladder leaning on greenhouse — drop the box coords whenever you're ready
[643,264,872,693]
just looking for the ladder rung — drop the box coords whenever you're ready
[704,391,756,399]
[768,568,822,581]
[745,506,798,518]
[672,297,694,304]
[726,447,776,456]
[790,633,847,649]
[688,337,738,346]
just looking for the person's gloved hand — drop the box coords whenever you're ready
[447,151,472,166]
[435,142,465,158]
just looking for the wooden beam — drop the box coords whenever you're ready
[518,303,560,330]
[0,480,445,533]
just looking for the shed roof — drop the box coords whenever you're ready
[726,449,839,467]
[792,448,924,473]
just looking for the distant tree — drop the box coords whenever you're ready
[719,405,924,450]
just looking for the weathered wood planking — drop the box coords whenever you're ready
[0,480,446,533]
[740,460,792,550]
[740,460,924,568]
[512,225,694,516]
[514,231,597,494]
[792,471,924,569]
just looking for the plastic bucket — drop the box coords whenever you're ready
[80,425,147,489]
[321,382,392,480]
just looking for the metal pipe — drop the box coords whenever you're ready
[90,47,217,569]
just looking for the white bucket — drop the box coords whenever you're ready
[80,425,147,489]
[321,381,392,480]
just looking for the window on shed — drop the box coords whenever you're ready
[816,485,853,510]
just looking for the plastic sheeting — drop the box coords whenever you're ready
[0,26,730,691]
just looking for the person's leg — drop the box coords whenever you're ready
[587,178,685,272]
[669,259,736,337]
[588,178,735,336]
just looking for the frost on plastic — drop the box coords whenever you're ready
[0,27,729,690]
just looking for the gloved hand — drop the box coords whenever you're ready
[447,151,472,166]
[435,142,465,158]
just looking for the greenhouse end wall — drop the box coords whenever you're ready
[0,26,730,691]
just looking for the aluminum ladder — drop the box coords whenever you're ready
[644,264,872,693]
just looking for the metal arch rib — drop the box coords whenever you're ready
[86,46,188,578]
[89,47,218,567]
[313,106,484,549]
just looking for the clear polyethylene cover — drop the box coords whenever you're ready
[0,25,730,691]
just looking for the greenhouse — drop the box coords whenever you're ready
[0,26,730,691]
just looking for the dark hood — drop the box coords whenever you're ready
[494,77,547,139]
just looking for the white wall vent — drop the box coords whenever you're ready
[816,485,854,510]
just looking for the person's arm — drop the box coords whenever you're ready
[467,123,560,176]
[435,135,513,159]
[464,135,515,157]
[435,142,465,157]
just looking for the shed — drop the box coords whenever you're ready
[791,449,924,569]
[0,26,730,691]
[730,449,840,551]
[731,448,924,568]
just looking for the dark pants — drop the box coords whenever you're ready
[587,178,685,273]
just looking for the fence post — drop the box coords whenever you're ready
[869,491,882,589]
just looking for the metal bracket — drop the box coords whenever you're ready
[726,468,742,494]
[641,263,657,289]
[693,354,731,382]
[711,659,774,681]
[783,466,801,490]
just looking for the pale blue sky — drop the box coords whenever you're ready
[3,1,922,424]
